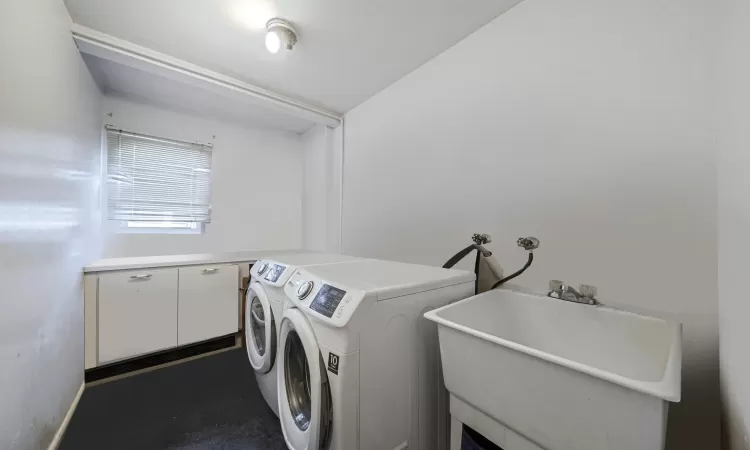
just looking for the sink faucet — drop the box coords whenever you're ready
[548,280,599,305]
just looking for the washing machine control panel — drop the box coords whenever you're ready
[285,269,365,327]
[309,284,347,318]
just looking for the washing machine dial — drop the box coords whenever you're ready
[256,261,269,275]
[297,280,314,300]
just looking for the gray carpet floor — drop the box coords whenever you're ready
[60,348,287,450]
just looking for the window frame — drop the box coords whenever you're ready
[103,126,213,235]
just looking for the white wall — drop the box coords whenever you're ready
[342,0,719,448]
[302,125,342,252]
[0,0,103,448]
[101,96,305,257]
[718,0,750,447]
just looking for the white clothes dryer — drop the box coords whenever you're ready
[277,259,475,450]
[244,253,361,417]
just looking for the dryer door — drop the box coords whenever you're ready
[278,308,333,450]
[245,282,276,374]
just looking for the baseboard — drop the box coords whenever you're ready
[85,334,238,383]
[48,382,85,450]
[86,342,239,387]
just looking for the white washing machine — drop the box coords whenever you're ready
[277,259,475,450]
[245,253,362,417]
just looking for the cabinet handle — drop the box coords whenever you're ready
[202,268,219,274]
[129,274,152,281]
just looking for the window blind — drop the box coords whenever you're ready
[106,127,213,223]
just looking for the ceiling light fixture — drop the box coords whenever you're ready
[265,18,297,54]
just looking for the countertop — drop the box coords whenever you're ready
[83,249,307,273]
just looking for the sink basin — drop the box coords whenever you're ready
[424,288,681,450]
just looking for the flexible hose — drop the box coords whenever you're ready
[442,244,491,269]
[491,253,534,289]
[473,248,481,295]
[442,244,476,269]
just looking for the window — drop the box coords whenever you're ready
[105,126,213,234]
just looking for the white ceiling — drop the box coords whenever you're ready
[83,54,317,133]
[65,0,523,114]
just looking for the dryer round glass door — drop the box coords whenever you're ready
[245,282,275,374]
[250,297,267,355]
[284,329,312,430]
[278,308,333,450]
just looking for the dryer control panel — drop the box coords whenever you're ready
[251,260,295,288]
[285,269,366,328]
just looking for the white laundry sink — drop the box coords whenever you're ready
[424,288,681,450]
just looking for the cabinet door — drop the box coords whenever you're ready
[98,268,178,364]
[178,264,239,345]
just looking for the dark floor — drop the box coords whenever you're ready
[60,349,287,450]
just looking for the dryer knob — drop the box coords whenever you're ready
[256,262,269,275]
[297,281,314,299]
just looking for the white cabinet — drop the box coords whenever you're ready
[177,264,239,345]
[98,268,178,364]
[86,262,242,368]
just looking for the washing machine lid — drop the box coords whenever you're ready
[292,259,474,301]
[283,259,475,328]
[245,282,276,374]
[268,253,361,267]
[278,308,332,450]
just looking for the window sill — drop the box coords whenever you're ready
[115,222,205,235]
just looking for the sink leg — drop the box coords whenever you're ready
[450,415,463,450]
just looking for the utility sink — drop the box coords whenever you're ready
[424,288,682,450]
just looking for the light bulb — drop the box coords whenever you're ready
[265,19,297,53]
[265,30,281,54]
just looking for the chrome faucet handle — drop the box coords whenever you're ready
[549,280,564,291]
[579,284,598,299]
